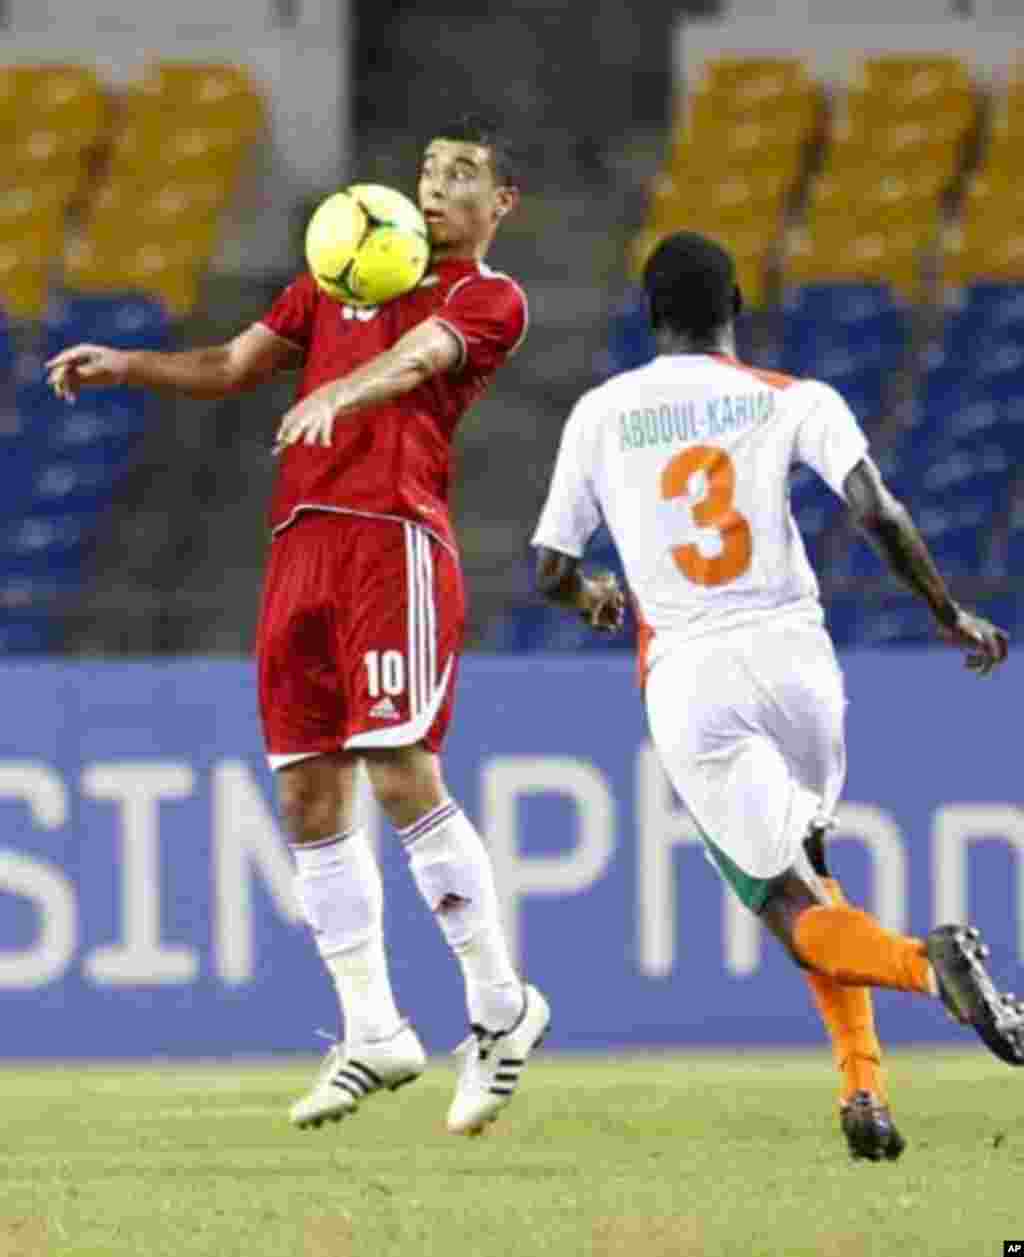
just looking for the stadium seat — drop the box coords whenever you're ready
[0,235,50,321]
[784,225,921,302]
[43,293,171,354]
[782,283,897,323]
[780,309,908,378]
[63,237,202,317]
[0,610,59,653]
[26,458,123,518]
[852,598,937,646]
[805,169,947,241]
[0,513,87,584]
[913,499,991,577]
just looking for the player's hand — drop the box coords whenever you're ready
[579,570,626,634]
[273,392,338,454]
[937,604,1009,677]
[45,344,128,403]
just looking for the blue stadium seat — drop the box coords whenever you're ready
[0,611,59,653]
[814,359,886,420]
[781,310,908,378]
[44,294,171,355]
[918,444,1012,509]
[783,283,897,324]
[26,458,121,518]
[959,282,1024,326]
[915,500,990,577]
[602,289,655,377]
[0,514,87,586]
[789,465,839,564]
[854,599,935,646]
[45,402,146,463]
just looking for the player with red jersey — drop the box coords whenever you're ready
[46,116,550,1137]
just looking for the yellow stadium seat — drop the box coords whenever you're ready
[854,55,972,105]
[82,212,220,270]
[647,169,790,236]
[0,231,50,321]
[700,57,810,105]
[982,105,1024,176]
[107,120,249,182]
[86,177,229,244]
[805,169,946,239]
[63,237,202,317]
[785,223,922,301]
[842,82,974,137]
[131,62,265,144]
[961,171,1024,227]
[942,224,1024,291]
[0,177,77,231]
[826,117,964,179]
[90,174,232,222]
[671,113,810,179]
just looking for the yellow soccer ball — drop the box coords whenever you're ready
[304,184,430,307]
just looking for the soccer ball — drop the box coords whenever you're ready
[305,184,430,307]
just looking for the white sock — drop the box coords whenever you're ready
[292,829,403,1043]
[400,800,523,1033]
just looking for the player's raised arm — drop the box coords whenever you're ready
[46,323,301,404]
[843,455,1008,674]
[273,317,463,452]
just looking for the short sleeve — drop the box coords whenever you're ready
[436,275,527,374]
[794,381,870,500]
[531,399,603,559]
[258,273,318,355]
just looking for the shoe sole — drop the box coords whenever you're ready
[292,1068,423,1130]
[458,1018,551,1138]
[927,926,1024,1066]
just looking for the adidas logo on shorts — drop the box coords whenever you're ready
[369,696,399,720]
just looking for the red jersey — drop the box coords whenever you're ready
[259,256,528,552]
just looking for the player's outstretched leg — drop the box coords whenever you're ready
[395,796,551,1135]
[765,874,1024,1068]
[926,926,1024,1066]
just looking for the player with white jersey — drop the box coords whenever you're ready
[532,231,1019,1162]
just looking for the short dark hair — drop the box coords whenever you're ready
[430,113,521,187]
[643,231,742,338]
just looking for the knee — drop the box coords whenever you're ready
[364,748,444,827]
[277,775,341,844]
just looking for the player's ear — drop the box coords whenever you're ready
[494,185,519,221]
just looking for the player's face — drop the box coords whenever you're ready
[418,140,517,258]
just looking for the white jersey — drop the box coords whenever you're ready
[531,352,868,668]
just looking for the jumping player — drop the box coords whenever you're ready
[531,231,1020,1161]
[46,115,550,1137]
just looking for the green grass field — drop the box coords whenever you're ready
[0,1050,1020,1257]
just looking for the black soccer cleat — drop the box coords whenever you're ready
[925,925,1024,1066]
[840,1091,906,1162]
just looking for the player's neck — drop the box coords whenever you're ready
[431,234,492,266]
[655,327,736,358]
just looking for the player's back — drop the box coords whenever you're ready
[574,353,868,641]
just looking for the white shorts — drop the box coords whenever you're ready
[644,618,847,911]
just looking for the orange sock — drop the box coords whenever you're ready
[793,897,933,994]
[802,879,886,1104]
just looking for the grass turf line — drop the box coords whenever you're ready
[0,1051,1020,1257]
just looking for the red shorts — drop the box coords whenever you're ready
[256,511,466,767]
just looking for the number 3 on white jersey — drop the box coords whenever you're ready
[661,444,752,587]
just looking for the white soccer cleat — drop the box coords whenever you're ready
[289,1021,426,1130]
[447,984,551,1136]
